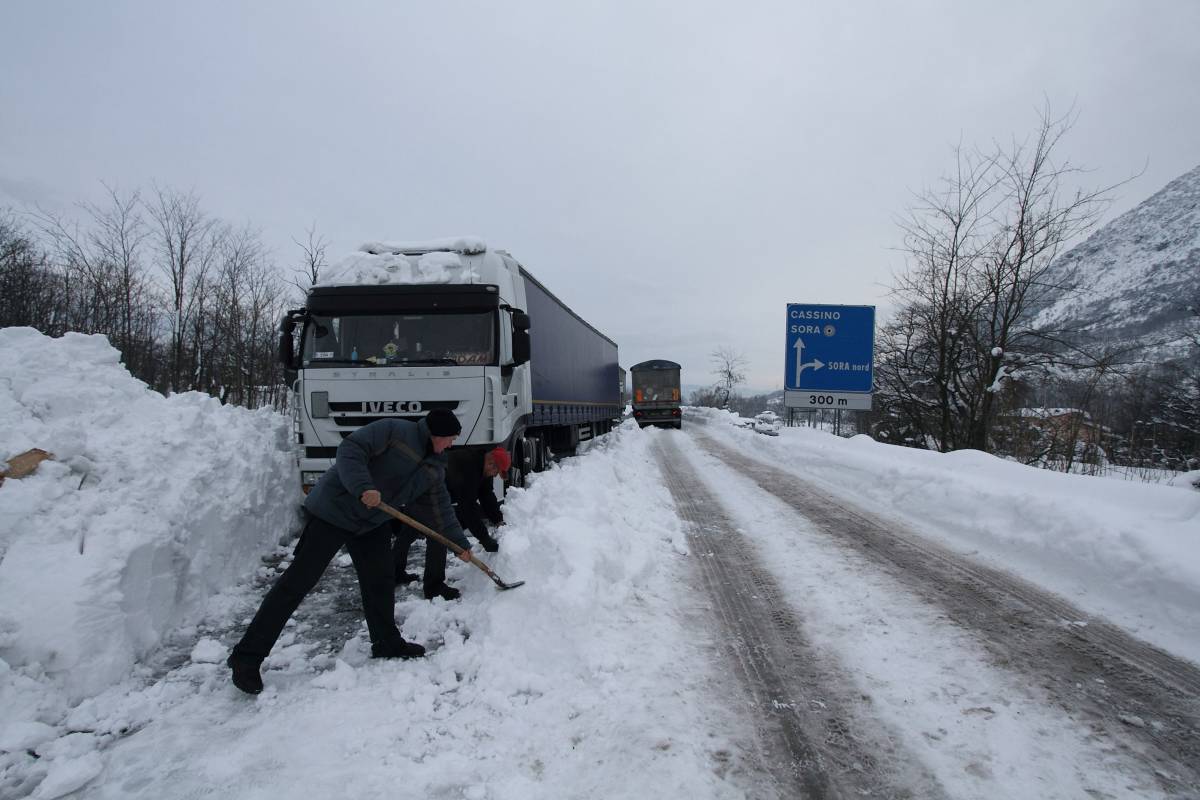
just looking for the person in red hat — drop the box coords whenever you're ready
[393,446,511,599]
[461,447,510,552]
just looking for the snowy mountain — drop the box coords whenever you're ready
[1030,164,1200,363]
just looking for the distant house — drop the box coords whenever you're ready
[1005,407,1115,459]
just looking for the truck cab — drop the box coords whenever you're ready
[280,238,532,492]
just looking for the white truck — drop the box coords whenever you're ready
[278,237,621,492]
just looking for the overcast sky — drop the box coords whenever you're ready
[2,1,1198,390]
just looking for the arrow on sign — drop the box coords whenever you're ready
[792,338,825,387]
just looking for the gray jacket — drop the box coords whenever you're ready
[303,418,470,550]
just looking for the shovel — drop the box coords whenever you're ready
[377,501,525,591]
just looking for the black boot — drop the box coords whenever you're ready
[395,571,420,586]
[476,532,499,553]
[370,639,427,659]
[226,653,263,695]
[423,583,461,601]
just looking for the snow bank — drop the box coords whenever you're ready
[695,407,1200,664]
[40,422,760,799]
[0,328,300,703]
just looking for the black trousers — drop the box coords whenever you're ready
[232,515,403,663]
[392,520,447,590]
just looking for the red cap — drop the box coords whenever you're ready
[489,447,512,473]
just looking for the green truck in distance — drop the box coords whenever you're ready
[630,359,682,429]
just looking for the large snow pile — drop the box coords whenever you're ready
[697,408,1200,664]
[0,328,299,703]
[11,422,765,799]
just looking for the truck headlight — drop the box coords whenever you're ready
[311,391,329,418]
[301,471,323,487]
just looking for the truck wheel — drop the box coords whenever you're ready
[530,436,546,472]
[514,436,540,487]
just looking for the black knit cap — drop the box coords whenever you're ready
[425,408,462,437]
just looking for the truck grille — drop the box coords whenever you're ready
[326,400,460,429]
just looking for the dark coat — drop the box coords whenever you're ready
[446,449,504,540]
[304,418,470,550]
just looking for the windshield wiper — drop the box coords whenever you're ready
[305,359,363,365]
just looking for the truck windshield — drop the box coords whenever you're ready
[301,311,495,367]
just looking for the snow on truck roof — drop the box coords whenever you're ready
[315,238,619,351]
[316,236,495,287]
[360,236,488,255]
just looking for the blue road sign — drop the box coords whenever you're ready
[785,304,875,392]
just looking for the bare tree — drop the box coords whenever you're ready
[878,142,998,450]
[146,187,222,392]
[208,225,259,402]
[963,106,1118,449]
[32,204,117,336]
[0,212,60,331]
[688,386,724,408]
[291,222,327,296]
[208,224,287,407]
[710,346,747,407]
[878,105,1125,453]
[8,186,295,412]
[29,186,159,376]
[83,184,155,372]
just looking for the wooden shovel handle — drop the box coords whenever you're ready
[376,501,506,585]
[0,448,54,487]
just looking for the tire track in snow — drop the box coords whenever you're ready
[692,424,1200,797]
[655,434,945,800]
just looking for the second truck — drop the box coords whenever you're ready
[630,359,682,429]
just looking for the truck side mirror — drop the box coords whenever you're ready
[278,330,296,368]
[278,310,303,370]
[511,312,531,365]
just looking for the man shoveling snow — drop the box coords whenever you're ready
[226,409,473,694]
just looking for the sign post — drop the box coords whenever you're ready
[784,304,875,411]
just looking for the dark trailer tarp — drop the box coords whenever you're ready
[631,359,681,429]
[521,267,620,427]
[630,359,682,371]
[630,360,682,405]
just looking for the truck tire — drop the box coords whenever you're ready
[531,436,552,472]
[508,438,527,489]
[529,435,543,472]
[513,435,541,487]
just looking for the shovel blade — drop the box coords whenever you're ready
[496,579,525,591]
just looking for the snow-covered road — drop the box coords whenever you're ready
[4,403,1199,799]
[669,419,1200,798]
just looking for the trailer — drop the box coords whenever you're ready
[630,359,682,429]
[278,237,620,491]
